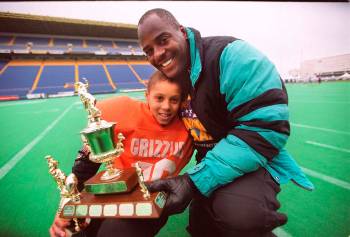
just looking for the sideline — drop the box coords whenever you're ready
[306,141,350,153]
[289,100,350,104]
[273,227,292,237]
[301,167,350,190]
[0,100,46,107]
[291,123,350,136]
[0,104,74,181]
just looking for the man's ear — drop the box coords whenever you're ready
[179,25,187,39]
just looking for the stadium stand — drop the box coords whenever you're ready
[0,12,155,100]
[33,65,75,95]
[107,64,146,90]
[78,64,115,93]
[54,37,83,47]
[0,59,8,71]
[131,64,156,80]
[0,65,39,98]
[0,35,12,44]
[0,31,148,56]
[15,35,50,45]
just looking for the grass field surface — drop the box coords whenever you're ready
[0,82,349,237]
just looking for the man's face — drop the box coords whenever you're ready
[138,14,189,80]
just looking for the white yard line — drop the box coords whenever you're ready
[290,100,350,104]
[306,141,350,153]
[0,100,46,107]
[0,104,74,181]
[301,167,350,190]
[291,123,350,136]
[273,227,292,237]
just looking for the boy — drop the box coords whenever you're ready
[49,70,193,237]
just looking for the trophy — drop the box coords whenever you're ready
[45,79,166,223]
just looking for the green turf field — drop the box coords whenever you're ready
[0,82,349,237]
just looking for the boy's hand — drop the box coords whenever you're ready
[49,214,71,237]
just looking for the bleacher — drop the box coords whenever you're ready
[0,60,153,99]
[107,64,145,90]
[0,34,143,56]
[15,36,50,45]
[0,65,39,98]
[131,64,155,80]
[0,15,153,101]
[0,60,8,71]
[34,65,75,95]
[78,65,115,94]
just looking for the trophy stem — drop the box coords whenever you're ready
[101,160,122,181]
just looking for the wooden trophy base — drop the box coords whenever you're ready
[84,168,138,194]
[60,188,167,219]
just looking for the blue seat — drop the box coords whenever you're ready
[0,35,12,44]
[15,36,50,46]
[34,65,75,94]
[131,65,155,80]
[0,65,39,97]
[106,64,145,90]
[78,65,115,94]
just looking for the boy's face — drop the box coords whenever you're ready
[138,14,189,80]
[146,80,181,126]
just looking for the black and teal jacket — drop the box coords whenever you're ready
[182,28,314,197]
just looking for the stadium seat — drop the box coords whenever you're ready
[0,65,40,97]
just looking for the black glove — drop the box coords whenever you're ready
[72,145,100,191]
[146,174,197,216]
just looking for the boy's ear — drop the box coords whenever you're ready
[145,91,149,100]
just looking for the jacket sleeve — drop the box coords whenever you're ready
[188,40,290,196]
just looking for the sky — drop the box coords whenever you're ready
[0,1,349,77]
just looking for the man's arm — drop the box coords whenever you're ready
[187,40,290,196]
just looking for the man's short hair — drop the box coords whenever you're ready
[138,8,180,29]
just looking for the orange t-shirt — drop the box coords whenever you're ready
[97,96,193,182]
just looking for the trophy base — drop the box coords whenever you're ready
[60,188,167,219]
[84,168,138,194]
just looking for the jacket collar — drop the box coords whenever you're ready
[186,27,202,87]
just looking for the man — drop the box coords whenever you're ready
[138,8,314,237]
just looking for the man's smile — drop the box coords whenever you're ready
[161,58,173,68]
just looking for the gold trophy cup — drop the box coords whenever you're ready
[46,79,166,222]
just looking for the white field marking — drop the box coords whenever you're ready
[291,123,350,136]
[0,100,45,107]
[0,104,75,181]
[273,227,292,237]
[17,109,60,114]
[306,141,350,153]
[289,100,350,104]
[301,167,350,190]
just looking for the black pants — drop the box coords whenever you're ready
[75,215,168,237]
[187,167,287,237]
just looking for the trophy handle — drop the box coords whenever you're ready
[135,162,150,199]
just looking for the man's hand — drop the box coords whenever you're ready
[146,174,197,216]
[49,214,70,237]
